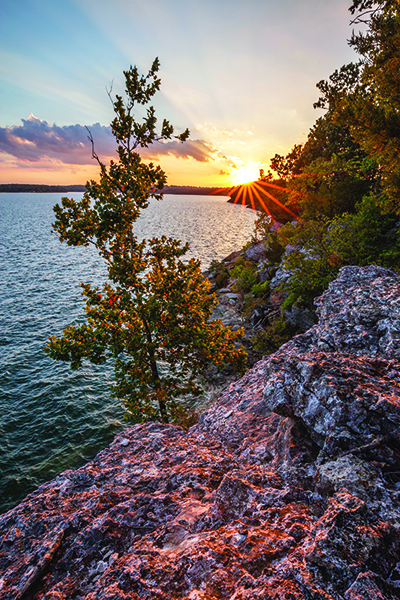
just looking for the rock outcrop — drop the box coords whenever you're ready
[1,266,400,600]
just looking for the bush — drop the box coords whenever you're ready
[231,259,258,293]
[329,195,400,268]
[278,195,400,310]
[253,212,286,265]
[241,294,265,318]
[251,280,270,298]
[209,260,230,289]
[252,319,296,355]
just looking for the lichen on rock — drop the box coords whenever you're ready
[0,266,399,599]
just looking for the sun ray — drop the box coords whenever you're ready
[208,173,300,225]
[247,185,256,212]
[251,184,274,220]
[253,182,300,221]
[230,186,242,206]
[241,185,248,206]
[230,184,246,207]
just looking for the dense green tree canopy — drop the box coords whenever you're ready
[260,0,400,311]
[315,0,400,212]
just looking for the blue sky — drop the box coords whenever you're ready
[0,0,359,185]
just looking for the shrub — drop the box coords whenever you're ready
[251,280,270,298]
[279,195,400,310]
[231,259,258,293]
[209,260,230,289]
[253,212,287,265]
[252,319,296,355]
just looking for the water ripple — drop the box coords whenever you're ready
[0,192,255,513]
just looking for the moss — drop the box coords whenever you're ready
[251,280,270,298]
[252,318,297,355]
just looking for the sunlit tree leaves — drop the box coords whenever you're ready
[47,60,245,424]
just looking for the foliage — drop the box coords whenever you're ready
[209,260,230,289]
[269,108,380,220]
[252,318,296,355]
[253,213,286,265]
[275,219,339,308]
[241,293,263,318]
[288,152,380,219]
[270,145,303,180]
[251,280,270,298]
[277,198,400,309]
[46,60,246,424]
[327,195,400,267]
[315,1,400,213]
[254,0,400,314]
[313,63,364,113]
[231,258,258,293]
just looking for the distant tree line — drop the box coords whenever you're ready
[0,184,86,193]
[0,183,229,196]
[163,185,229,195]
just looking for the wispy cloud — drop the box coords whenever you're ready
[142,138,215,163]
[0,115,215,166]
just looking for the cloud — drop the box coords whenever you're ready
[141,139,215,163]
[0,115,215,166]
[0,115,112,165]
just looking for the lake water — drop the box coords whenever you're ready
[0,193,256,513]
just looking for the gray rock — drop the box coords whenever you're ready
[257,260,273,282]
[311,265,400,359]
[218,292,239,306]
[243,241,266,262]
[284,304,317,332]
[269,264,291,291]
[1,265,399,600]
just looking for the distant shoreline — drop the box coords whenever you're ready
[0,183,230,196]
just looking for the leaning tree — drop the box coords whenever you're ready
[47,59,246,424]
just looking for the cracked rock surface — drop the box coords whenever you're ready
[1,266,400,599]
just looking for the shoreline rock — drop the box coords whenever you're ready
[0,265,399,599]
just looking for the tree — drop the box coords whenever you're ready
[314,0,400,213]
[258,0,400,313]
[46,59,246,424]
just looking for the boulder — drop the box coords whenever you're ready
[243,241,266,263]
[284,304,317,332]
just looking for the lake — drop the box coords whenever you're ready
[0,192,256,513]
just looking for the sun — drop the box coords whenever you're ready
[231,164,261,186]
[210,159,299,221]
[210,167,299,224]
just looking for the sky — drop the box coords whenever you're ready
[0,0,360,187]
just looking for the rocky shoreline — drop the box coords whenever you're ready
[200,238,315,404]
[1,264,399,599]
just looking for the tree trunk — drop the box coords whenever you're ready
[141,315,169,423]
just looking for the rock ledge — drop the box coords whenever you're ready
[1,266,399,600]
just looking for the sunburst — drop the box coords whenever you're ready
[210,179,299,224]
[231,165,262,186]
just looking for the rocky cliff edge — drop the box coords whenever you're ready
[1,265,400,600]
